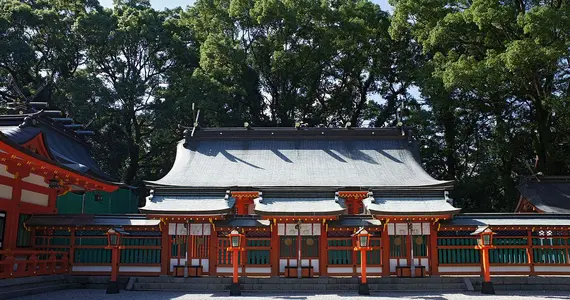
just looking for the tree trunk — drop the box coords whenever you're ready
[441,101,457,180]
[123,139,140,185]
[534,97,551,173]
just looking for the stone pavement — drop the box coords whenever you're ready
[10,289,570,300]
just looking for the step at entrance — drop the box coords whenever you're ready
[131,277,467,292]
[0,275,75,299]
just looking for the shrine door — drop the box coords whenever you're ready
[387,223,431,274]
[278,223,320,276]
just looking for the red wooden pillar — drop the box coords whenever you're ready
[319,222,327,276]
[481,247,491,282]
[47,189,57,211]
[161,222,170,275]
[111,246,119,282]
[270,221,280,276]
[233,248,239,283]
[381,226,390,276]
[209,228,218,276]
[429,223,439,276]
[527,229,535,275]
[235,196,247,215]
[360,248,367,284]
[5,174,22,250]
[352,233,358,274]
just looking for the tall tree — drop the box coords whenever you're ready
[390,0,570,211]
[62,0,198,184]
[186,0,406,127]
[390,0,570,174]
[0,0,97,103]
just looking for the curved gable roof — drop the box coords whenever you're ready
[517,178,570,213]
[147,128,452,189]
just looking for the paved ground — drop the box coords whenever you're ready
[12,290,570,300]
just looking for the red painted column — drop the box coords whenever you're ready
[5,174,22,250]
[111,246,119,282]
[360,248,367,284]
[429,223,439,276]
[481,247,491,282]
[527,230,535,275]
[47,189,57,212]
[161,222,170,275]
[381,227,390,276]
[233,248,239,283]
[209,229,218,276]
[319,222,327,276]
[270,222,280,276]
[236,197,246,215]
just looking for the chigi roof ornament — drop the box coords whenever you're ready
[444,190,454,206]
[146,189,155,203]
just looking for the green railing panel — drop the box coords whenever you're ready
[120,248,161,264]
[171,242,187,256]
[438,248,480,264]
[533,248,567,264]
[17,214,31,247]
[356,250,381,265]
[489,247,528,264]
[328,249,352,265]
[532,238,566,246]
[247,239,271,247]
[328,239,352,247]
[74,248,112,263]
[75,237,107,246]
[247,250,270,264]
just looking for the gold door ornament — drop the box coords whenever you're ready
[284,238,293,246]
[306,238,314,246]
[393,237,402,246]
[415,236,424,245]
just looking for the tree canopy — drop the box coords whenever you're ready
[1,0,569,211]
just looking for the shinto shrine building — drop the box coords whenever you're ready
[3,124,570,281]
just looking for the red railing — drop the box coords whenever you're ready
[0,250,69,279]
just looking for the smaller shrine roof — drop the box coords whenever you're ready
[329,215,382,227]
[517,177,570,213]
[254,195,346,216]
[364,196,460,216]
[0,111,115,182]
[140,191,235,215]
[444,214,570,227]
[25,214,160,227]
[215,216,271,228]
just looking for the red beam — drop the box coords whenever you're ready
[0,141,118,192]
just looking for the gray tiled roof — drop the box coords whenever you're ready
[517,178,570,213]
[444,214,570,227]
[364,196,460,215]
[140,194,235,214]
[0,115,115,181]
[254,197,346,216]
[147,130,451,189]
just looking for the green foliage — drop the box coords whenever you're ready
[1,0,570,212]
[391,0,570,211]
